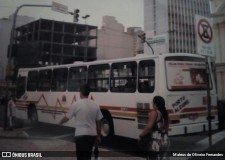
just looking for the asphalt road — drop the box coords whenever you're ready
[21,122,220,157]
[1,103,225,159]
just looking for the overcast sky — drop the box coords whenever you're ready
[0,0,144,29]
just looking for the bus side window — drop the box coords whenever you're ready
[51,68,68,91]
[138,60,155,93]
[68,66,87,91]
[27,71,38,91]
[88,64,110,92]
[38,69,52,91]
[110,61,137,93]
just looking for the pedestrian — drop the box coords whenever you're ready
[59,84,103,160]
[1,95,8,131]
[139,96,169,160]
[7,95,16,131]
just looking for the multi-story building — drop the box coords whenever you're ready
[14,19,98,66]
[7,19,97,80]
[144,0,211,54]
[0,15,34,80]
[210,0,225,101]
[210,0,225,63]
[0,15,141,81]
[97,16,142,60]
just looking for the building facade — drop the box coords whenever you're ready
[0,15,142,80]
[14,19,98,66]
[144,0,210,54]
[210,0,225,100]
[96,16,142,60]
[210,0,225,63]
[0,15,34,80]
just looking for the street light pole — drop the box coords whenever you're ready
[4,4,52,132]
[82,14,90,24]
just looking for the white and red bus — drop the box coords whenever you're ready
[15,53,218,139]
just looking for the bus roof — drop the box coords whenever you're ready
[18,53,205,72]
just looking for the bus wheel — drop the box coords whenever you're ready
[28,104,38,125]
[101,111,114,140]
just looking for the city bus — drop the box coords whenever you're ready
[15,53,218,139]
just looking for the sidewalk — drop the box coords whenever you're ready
[1,127,225,160]
[169,130,225,160]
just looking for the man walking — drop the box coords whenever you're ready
[7,95,16,130]
[59,84,103,160]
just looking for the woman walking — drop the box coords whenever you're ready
[139,96,169,160]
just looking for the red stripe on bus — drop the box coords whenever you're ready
[181,107,207,112]
[100,105,174,113]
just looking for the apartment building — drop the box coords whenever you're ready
[144,0,210,54]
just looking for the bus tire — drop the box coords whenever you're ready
[27,104,38,125]
[101,110,114,140]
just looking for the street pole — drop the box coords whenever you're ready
[206,56,212,147]
[145,41,154,55]
[5,4,51,131]
[82,15,90,24]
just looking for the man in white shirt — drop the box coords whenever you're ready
[7,95,16,131]
[59,84,103,160]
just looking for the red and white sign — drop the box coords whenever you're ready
[195,15,215,57]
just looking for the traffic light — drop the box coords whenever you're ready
[73,9,79,22]
[138,32,146,43]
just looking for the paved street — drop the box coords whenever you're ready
[0,122,225,160]
[0,126,144,160]
[1,104,225,160]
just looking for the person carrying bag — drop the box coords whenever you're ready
[139,96,170,160]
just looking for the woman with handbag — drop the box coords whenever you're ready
[139,96,169,160]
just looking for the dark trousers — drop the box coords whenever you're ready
[75,135,96,160]
[7,116,14,129]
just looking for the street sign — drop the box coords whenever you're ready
[195,15,215,57]
[51,1,68,14]
[144,32,169,55]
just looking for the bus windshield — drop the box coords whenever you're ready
[165,56,211,91]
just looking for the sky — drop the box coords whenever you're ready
[0,0,144,29]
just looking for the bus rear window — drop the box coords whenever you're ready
[165,57,211,91]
